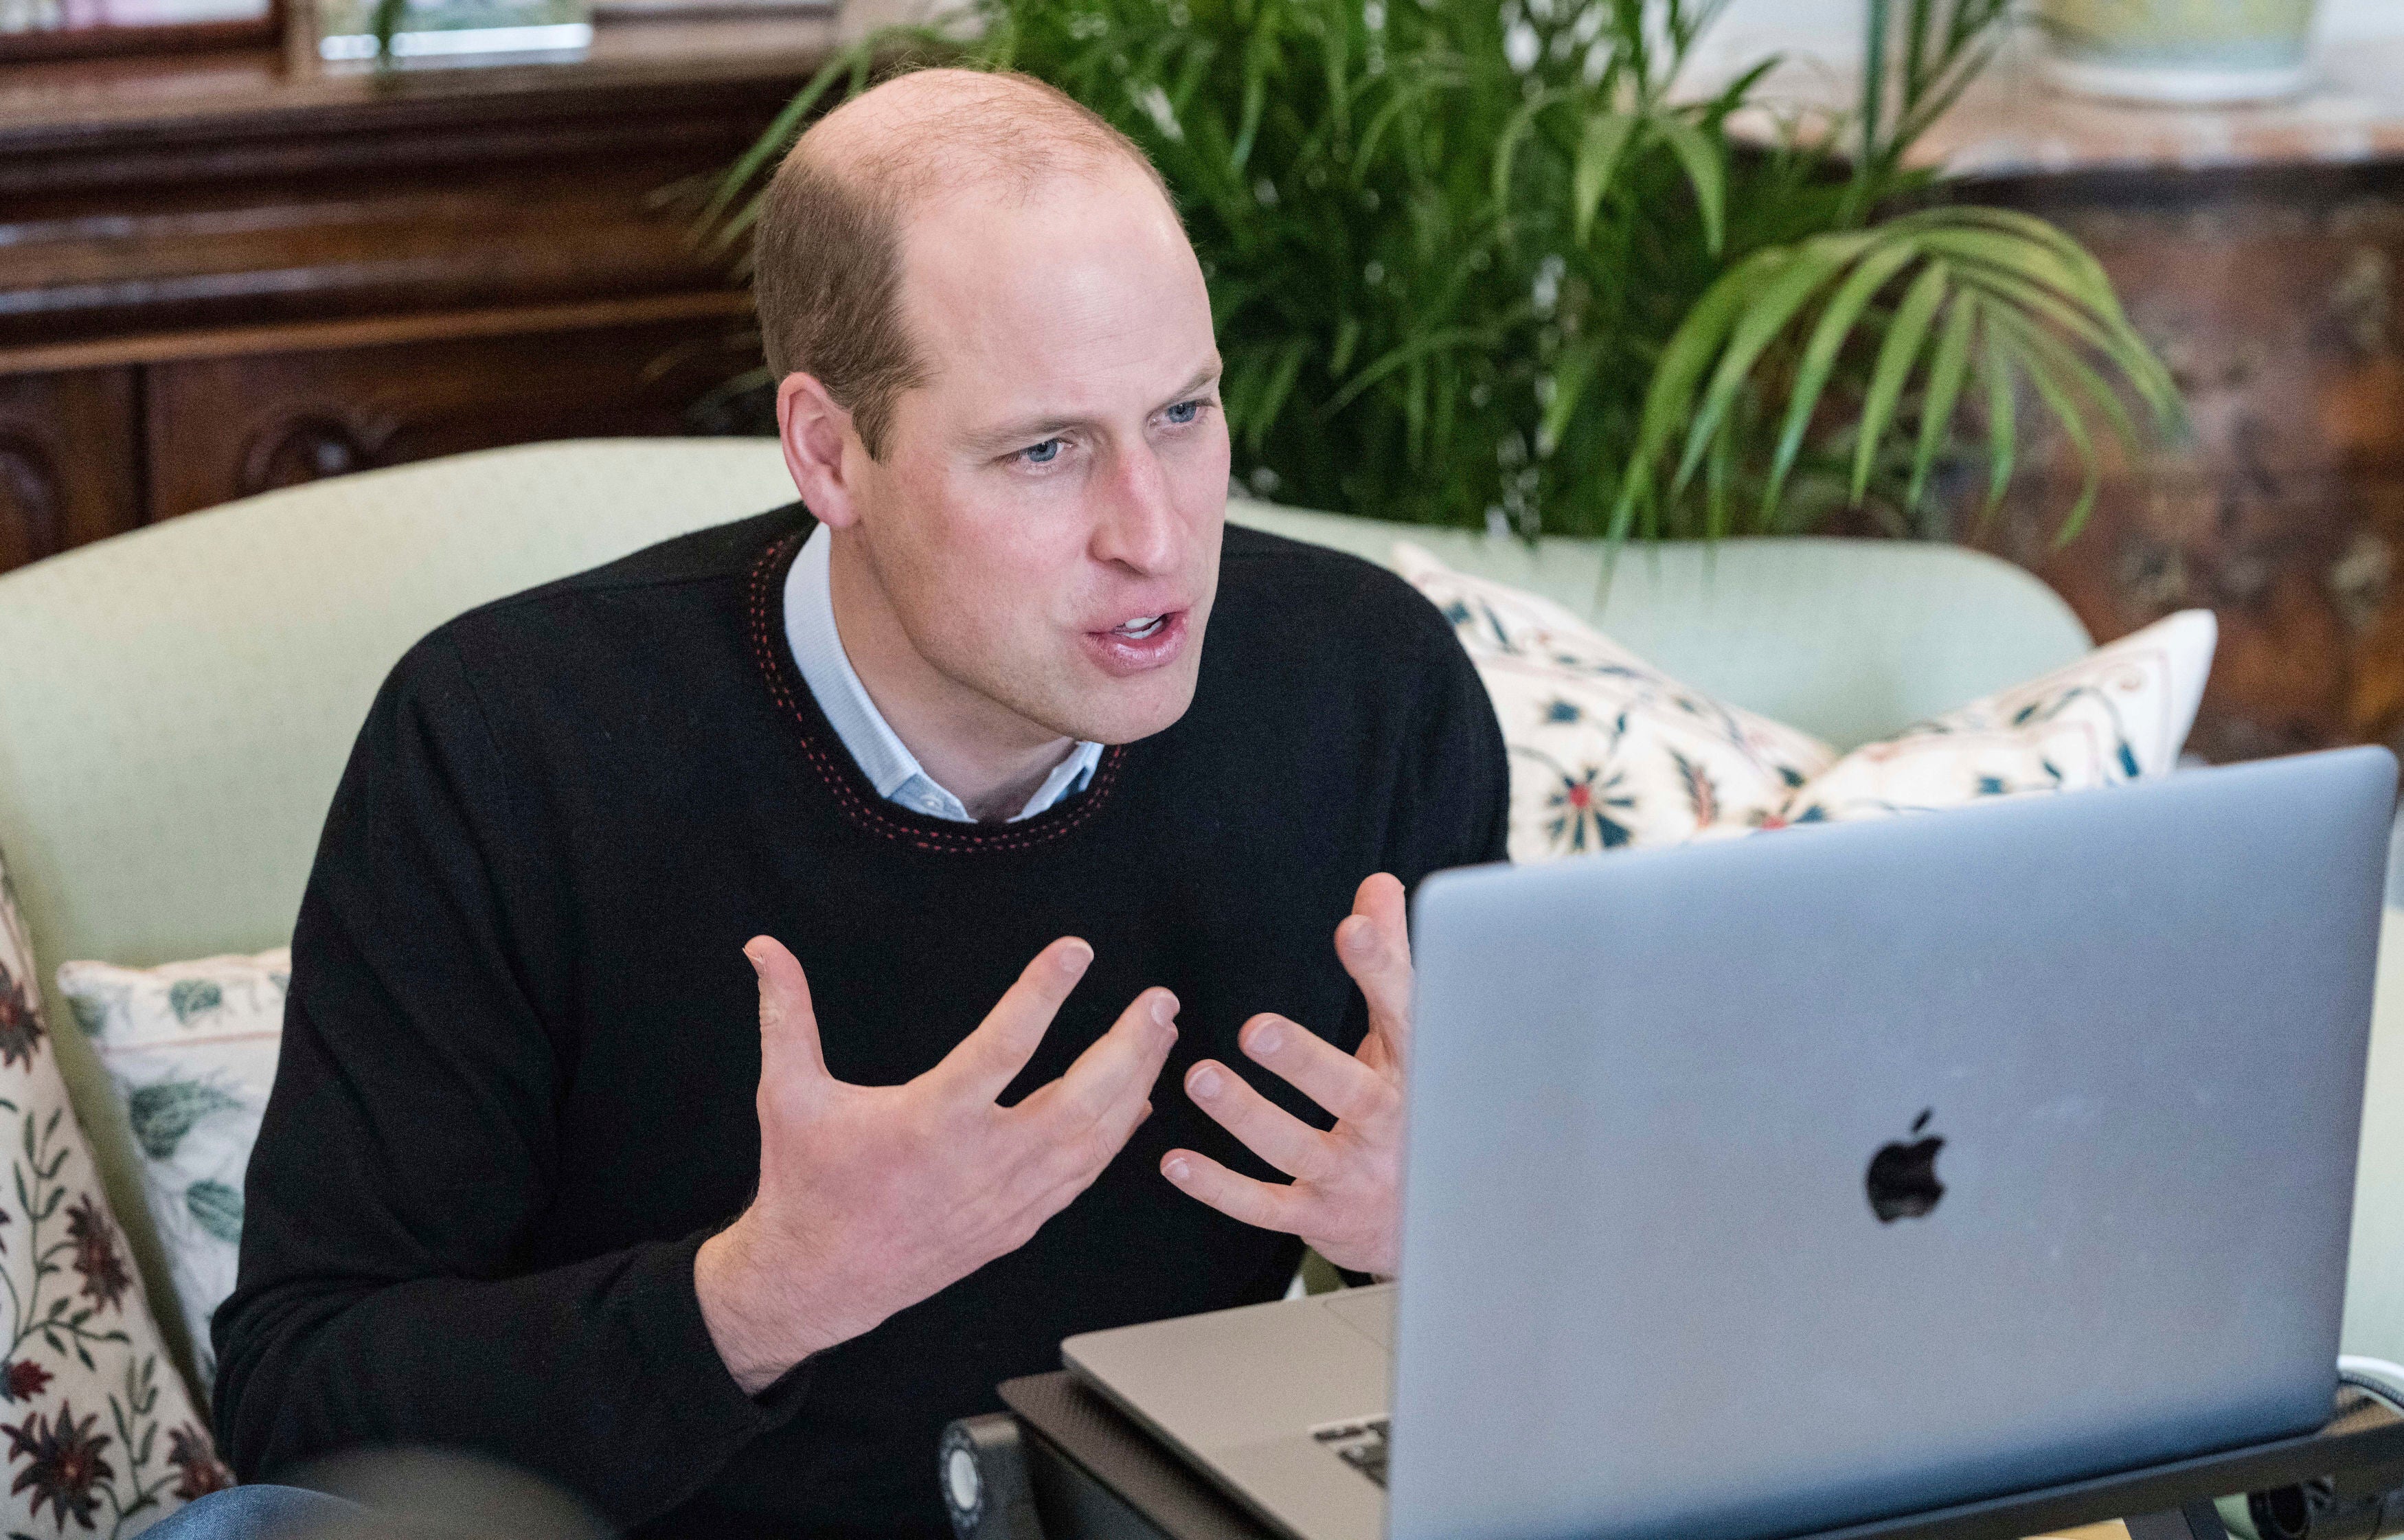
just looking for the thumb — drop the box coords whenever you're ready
[745,935,828,1088]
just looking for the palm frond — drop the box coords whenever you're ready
[703,0,2181,544]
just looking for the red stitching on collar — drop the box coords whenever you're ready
[745,530,1126,854]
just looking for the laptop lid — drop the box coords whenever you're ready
[1394,748,2395,1540]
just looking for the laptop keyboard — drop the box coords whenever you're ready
[1311,1417,1390,1488]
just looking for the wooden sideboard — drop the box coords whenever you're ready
[1907,36,2404,767]
[6,19,2402,769]
[0,19,832,572]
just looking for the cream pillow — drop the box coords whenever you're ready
[1764,609,2216,828]
[1395,543,2214,861]
[1393,543,1838,861]
[0,855,231,1531]
[54,952,286,1396]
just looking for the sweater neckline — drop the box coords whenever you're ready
[743,525,1129,854]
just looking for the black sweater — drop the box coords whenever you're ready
[214,507,1510,1538]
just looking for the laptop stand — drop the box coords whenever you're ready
[949,1372,2404,1540]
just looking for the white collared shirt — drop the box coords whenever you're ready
[783,525,1102,824]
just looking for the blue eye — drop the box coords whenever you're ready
[1164,400,1202,425]
[1021,438,1064,465]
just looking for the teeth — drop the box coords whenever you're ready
[1113,615,1166,639]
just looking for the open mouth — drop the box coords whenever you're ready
[1083,607,1190,677]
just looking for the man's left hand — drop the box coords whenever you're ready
[1161,872,1411,1277]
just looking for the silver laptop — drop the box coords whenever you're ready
[1063,747,2396,1540]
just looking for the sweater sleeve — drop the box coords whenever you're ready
[1391,599,1512,882]
[211,630,804,1526]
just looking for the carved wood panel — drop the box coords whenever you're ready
[0,368,139,574]
[0,23,824,577]
[141,308,758,523]
[1965,166,2404,767]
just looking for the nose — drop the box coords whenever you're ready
[1089,440,1183,578]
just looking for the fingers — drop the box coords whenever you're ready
[1338,872,1414,1065]
[930,938,1094,1104]
[1183,1059,1335,1181]
[1040,986,1180,1131]
[986,1094,1159,1257]
[746,936,826,1088]
[1159,1148,1308,1234]
[1239,1014,1394,1128]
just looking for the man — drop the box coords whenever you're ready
[209,67,1508,1538]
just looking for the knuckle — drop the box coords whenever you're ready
[1035,1129,1089,1186]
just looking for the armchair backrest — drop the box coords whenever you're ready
[0,438,2094,981]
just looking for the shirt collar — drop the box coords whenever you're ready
[783,525,1102,824]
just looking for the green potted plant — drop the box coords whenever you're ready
[707,0,2181,547]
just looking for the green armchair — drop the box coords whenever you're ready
[0,436,2391,1396]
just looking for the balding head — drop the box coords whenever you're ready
[752,68,1175,459]
[765,65,1225,763]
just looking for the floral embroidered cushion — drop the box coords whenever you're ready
[1393,543,1839,861]
[1396,544,2216,862]
[0,852,232,1534]
[52,953,286,1399]
[1756,609,2216,828]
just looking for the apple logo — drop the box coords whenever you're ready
[1866,1109,1945,1223]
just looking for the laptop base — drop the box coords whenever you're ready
[982,1372,2404,1540]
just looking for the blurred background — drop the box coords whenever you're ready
[1,0,2399,777]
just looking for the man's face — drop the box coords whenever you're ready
[839,162,1229,748]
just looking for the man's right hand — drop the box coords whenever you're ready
[696,934,1177,1393]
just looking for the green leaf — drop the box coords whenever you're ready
[1540,337,1604,456]
[1613,256,1760,526]
[1995,319,2102,536]
[1490,87,1570,216]
[699,32,882,242]
[1847,255,1951,507]
[1571,112,1641,245]
[1674,232,1874,495]
[1651,113,1727,256]
[1859,0,1890,165]
[1938,205,2122,315]
[1908,287,1979,511]
[1991,305,2138,539]
[1247,337,1312,453]
[1322,325,1499,417]
[1231,20,1274,170]
[1971,270,2144,446]
[1615,246,1793,532]
[1953,259,2181,427]
[1909,225,2121,323]
[1328,314,1363,377]
[1762,236,1925,512]
[1977,302,2018,512]
[696,0,2070,544]
[1705,414,1737,539]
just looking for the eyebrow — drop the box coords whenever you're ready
[967,363,1224,455]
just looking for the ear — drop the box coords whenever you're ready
[778,372,866,530]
